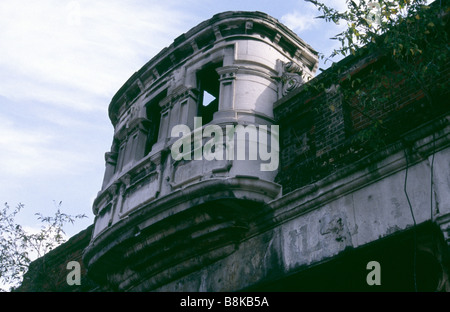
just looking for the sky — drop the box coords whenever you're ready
[0,0,348,241]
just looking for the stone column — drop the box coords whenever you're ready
[217,66,237,112]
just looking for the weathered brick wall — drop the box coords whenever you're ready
[15,225,99,292]
[275,55,450,194]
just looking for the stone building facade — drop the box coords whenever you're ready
[18,10,450,292]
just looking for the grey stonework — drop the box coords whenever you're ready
[82,11,450,292]
[17,11,450,292]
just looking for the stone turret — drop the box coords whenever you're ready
[83,11,318,291]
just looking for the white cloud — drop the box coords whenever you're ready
[0,0,197,191]
[0,114,92,178]
[280,0,350,69]
[0,0,195,112]
[281,10,319,34]
[323,0,351,12]
[281,0,350,34]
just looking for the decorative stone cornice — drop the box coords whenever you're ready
[108,11,318,126]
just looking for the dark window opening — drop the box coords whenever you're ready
[197,62,222,124]
[145,89,166,155]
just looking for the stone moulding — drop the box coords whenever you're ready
[83,177,281,290]
[269,115,450,226]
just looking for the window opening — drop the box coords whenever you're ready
[197,62,222,124]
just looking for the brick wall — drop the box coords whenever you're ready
[15,225,99,292]
[275,54,449,194]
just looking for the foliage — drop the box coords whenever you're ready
[0,201,86,291]
[306,0,449,147]
[309,0,447,59]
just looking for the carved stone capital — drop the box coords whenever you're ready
[276,61,305,96]
[217,66,238,82]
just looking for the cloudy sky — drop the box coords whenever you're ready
[0,0,347,238]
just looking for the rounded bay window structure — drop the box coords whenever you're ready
[84,11,318,291]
